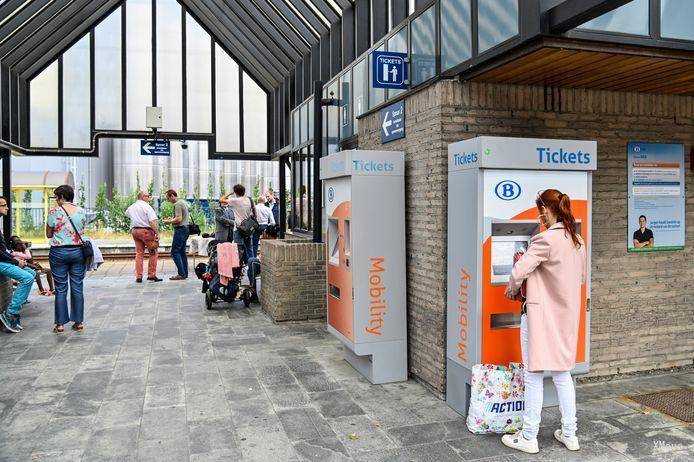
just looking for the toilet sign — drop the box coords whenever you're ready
[380,101,405,143]
[372,51,408,90]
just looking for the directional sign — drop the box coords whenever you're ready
[140,140,170,156]
[372,51,408,90]
[380,100,405,144]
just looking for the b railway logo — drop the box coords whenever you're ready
[494,180,521,201]
[328,187,335,203]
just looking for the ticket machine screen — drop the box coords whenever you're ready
[491,237,529,284]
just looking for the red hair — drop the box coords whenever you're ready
[536,189,582,248]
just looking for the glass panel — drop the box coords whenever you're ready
[339,71,352,139]
[293,109,300,147]
[300,103,308,144]
[302,148,310,229]
[369,45,385,108]
[126,0,152,130]
[307,97,314,141]
[308,145,313,230]
[63,35,91,148]
[478,0,518,53]
[293,153,301,229]
[352,59,367,134]
[411,7,436,86]
[215,44,240,152]
[387,27,408,98]
[661,0,694,40]
[441,0,472,71]
[243,72,267,152]
[94,7,121,130]
[156,0,182,132]
[186,15,212,133]
[326,80,339,155]
[578,0,648,36]
[29,61,58,148]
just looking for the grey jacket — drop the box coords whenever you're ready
[214,206,234,242]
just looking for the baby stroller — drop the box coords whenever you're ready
[194,240,254,310]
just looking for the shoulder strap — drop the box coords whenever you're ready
[249,197,256,218]
[60,205,86,246]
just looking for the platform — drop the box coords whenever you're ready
[0,262,692,461]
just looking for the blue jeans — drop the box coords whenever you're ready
[0,263,35,316]
[172,227,190,277]
[49,246,85,324]
[247,256,260,290]
[252,225,267,259]
[233,229,254,260]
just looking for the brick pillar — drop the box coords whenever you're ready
[260,240,327,322]
[0,275,12,312]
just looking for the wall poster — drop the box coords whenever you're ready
[627,142,686,252]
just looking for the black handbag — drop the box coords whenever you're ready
[237,197,259,238]
[188,214,201,236]
[60,205,94,262]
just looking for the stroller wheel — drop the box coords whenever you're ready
[205,291,213,310]
[242,289,252,308]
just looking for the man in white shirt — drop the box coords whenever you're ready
[253,196,275,257]
[125,191,162,283]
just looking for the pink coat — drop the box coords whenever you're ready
[508,223,586,372]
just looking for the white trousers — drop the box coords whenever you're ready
[520,314,577,440]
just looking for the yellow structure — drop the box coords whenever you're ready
[10,171,75,237]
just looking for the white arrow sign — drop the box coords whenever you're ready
[142,142,154,155]
[382,111,392,137]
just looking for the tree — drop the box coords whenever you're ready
[135,171,142,194]
[93,183,109,229]
[218,174,225,196]
[21,190,34,232]
[78,180,86,208]
[147,178,155,205]
[208,171,215,199]
[253,177,261,199]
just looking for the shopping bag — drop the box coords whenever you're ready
[466,363,525,434]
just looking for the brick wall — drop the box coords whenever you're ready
[260,239,327,322]
[0,276,12,312]
[359,79,694,393]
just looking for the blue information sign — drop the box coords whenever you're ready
[141,140,170,156]
[380,100,405,143]
[372,51,408,90]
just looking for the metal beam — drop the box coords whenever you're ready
[19,0,121,80]
[307,0,340,24]
[319,33,330,81]
[288,1,329,35]
[342,5,355,66]
[311,80,322,243]
[372,0,388,42]
[1,148,10,239]
[239,0,311,55]
[303,52,311,97]
[332,0,352,9]
[330,18,342,77]
[546,0,634,34]
[354,0,369,54]
[268,0,320,43]
[391,0,407,26]
[0,0,53,45]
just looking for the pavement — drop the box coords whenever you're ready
[0,260,692,461]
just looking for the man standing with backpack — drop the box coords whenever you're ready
[224,185,258,258]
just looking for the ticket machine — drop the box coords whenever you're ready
[320,150,407,384]
[446,136,596,415]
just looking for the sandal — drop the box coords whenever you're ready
[72,323,84,331]
[53,325,64,333]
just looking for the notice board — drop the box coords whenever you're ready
[627,142,686,252]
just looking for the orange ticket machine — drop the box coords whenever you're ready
[446,136,597,416]
[319,150,407,384]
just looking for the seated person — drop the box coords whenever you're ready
[10,236,55,296]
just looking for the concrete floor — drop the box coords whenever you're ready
[0,261,692,461]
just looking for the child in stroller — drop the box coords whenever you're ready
[194,239,259,310]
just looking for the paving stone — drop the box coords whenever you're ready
[29,449,86,461]
[104,377,147,401]
[189,448,245,461]
[386,420,471,446]
[575,398,640,421]
[237,426,298,461]
[94,398,143,429]
[257,364,298,386]
[151,350,183,367]
[601,427,694,459]
[82,425,139,461]
[266,383,311,410]
[188,417,238,454]
[293,436,352,462]
[54,393,102,417]
[144,383,186,408]
[609,410,682,432]
[187,391,232,422]
[230,397,278,428]
[356,441,463,462]
[137,438,189,462]
[312,390,365,418]
[112,358,149,379]
[80,354,119,372]
[285,357,325,373]
[147,365,185,385]
[296,372,342,393]
[66,370,112,394]
[637,450,694,462]
[448,434,520,460]
[225,377,264,402]
[140,405,188,441]
[278,407,336,441]
[34,416,94,452]
[329,415,396,454]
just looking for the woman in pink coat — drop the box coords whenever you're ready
[501,189,586,455]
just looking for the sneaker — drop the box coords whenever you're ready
[169,275,187,280]
[14,316,23,330]
[0,313,19,333]
[554,429,580,451]
[136,278,143,283]
[147,277,163,282]
[501,432,539,454]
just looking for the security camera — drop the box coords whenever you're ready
[181,140,188,150]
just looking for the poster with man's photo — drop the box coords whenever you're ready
[627,142,686,252]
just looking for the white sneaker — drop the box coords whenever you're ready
[554,429,580,451]
[501,432,539,454]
